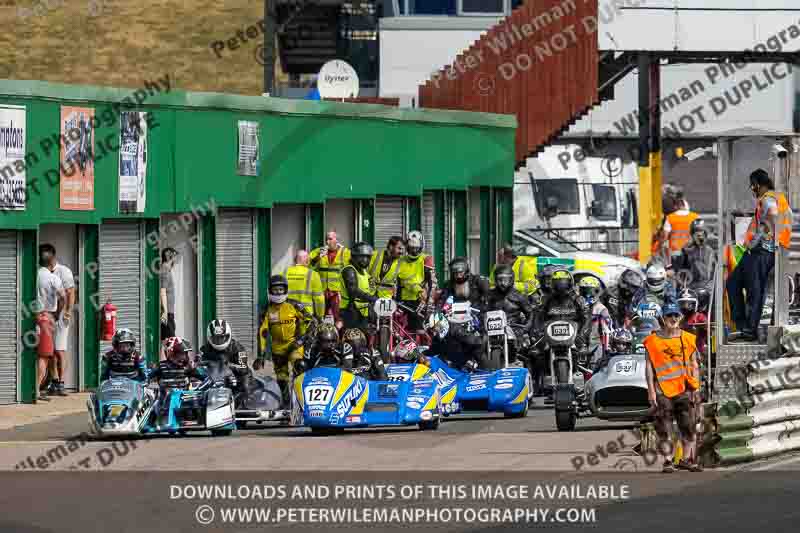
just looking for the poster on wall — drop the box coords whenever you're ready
[0,105,26,211]
[237,120,260,176]
[119,111,147,213]
[60,106,95,210]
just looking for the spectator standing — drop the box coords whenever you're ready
[663,191,699,263]
[368,236,404,299]
[728,169,793,343]
[39,244,75,396]
[284,250,325,320]
[309,231,351,323]
[160,247,179,353]
[36,253,65,401]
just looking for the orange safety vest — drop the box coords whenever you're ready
[666,212,699,252]
[743,191,792,249]
[644,331,700,398]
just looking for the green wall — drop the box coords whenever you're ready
[0,79,516,231]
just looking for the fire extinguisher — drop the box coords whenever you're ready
[100,299,117,341]
[36,312,55,357]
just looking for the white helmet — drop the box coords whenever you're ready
[406,230,424,258]
[646,264,666,294]
[207,319,232,351]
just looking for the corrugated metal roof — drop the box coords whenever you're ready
[418,0,600,166]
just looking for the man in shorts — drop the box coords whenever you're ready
[644,303,702,472]
[36,253,65,401]
[39,244,74,397]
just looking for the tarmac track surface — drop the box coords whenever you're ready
[1,400,799,533]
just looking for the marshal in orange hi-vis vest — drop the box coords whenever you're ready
[743,191,792,249]
[644,331,700,398]
[666,212,699,253]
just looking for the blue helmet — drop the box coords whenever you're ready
[662,302,682,317]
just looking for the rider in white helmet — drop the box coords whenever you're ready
[627,263,677,317]
[397,230,438,331]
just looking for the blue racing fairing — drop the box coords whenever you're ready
[291,367,442,431]
[385,356,532,418]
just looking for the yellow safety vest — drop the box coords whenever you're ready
[340,265,376,317]
[282,265,325,319]
[368,250,401,299]
[309,246,351,293]
[489,256,540,295]
[397,255,428,301]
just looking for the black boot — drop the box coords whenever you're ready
[278,381,290,409]
[54,381,68,396]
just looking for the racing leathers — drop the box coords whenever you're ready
[589,301,613,365]
[535,290,592,349]
[148,360,208,424]
[258,300,308,405]
[672,242,716,292]
[486,286,535,365]
[604,286,633,329]
[627,281,678,318]
[199,338,249,393]
[436,274,490,370]
[340,264,378,334]
[100,349,147,382]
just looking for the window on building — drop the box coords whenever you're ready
[590,185,617,221]
[406,0,457,15]
[533,179,580,216]
[459,0,506,15]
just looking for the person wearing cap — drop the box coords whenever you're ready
[643,302,702,473]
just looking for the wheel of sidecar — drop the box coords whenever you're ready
[418,417,441,431]
[504,400,529,418]
[211,429,233,437]
[555,410,577,431]
[311,427,345,436]
[236,421,247,430]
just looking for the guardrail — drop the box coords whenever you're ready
[710,327,800,465]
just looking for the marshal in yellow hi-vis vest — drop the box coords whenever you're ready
[282,264,325,319]
[309,245,351,293]
[489,256,540,295]
[340,265,376,317]
[368,250,401,299]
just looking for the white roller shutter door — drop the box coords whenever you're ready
[99,222,143,354]
[0,232,18,404]
[216,209,257,358]
[422,192,435,257]
[374,196,405,250]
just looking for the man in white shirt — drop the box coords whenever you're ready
[39,244,75,396]
[36,257,65,401]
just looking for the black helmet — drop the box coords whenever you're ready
[618,268,644,296]
[690,219,707,245]
[206,319,232,351]
[494,264,514,293]
[351,242,373,269]
[550,268,574,297]
[112,328,136,355]
[342,328,367,352]
[269,274,289,304]
[678,289,698,315]
[610,328,634,354]
[449,256,470,284]
[538,264,558,293]
[317,323,339,353]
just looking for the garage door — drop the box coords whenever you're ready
[0,232,17,404]
[374,196,406,250]
[422,192,435,257]
[216,209,257,358]
[99,222,143,354]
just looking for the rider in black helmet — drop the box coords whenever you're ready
[486,264,535,366]
[672,218,716,293]
[341,242,378,335]
[101,328,147,382]
[604,268,644,328]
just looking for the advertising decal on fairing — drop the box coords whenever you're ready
[407,396,426,403]
[466,384,487,392]
[335,379,365,418]
[311,377,330,384]
[433,369,455,388]
[497,378,514,384]
[346,416,361,423]
[406,401,421,409]
[309,408,324,418]
[495,383,514,389]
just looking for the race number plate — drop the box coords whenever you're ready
[485,310,506,337]
[614,360,636,375]
[374,298,397,318]
[304,385,333,406]
[450,302,471,323]
[551,324,571,337]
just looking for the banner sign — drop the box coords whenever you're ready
[237,120,260,176]
[0,105,26,210]
[119,111,148,213]
[60,106,95,210]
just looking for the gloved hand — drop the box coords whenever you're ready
[462,359,478,373]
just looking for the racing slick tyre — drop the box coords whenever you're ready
[378,326,392,364]
[486,347,504,371]
[236,421,247,430]
[418,417,441,430]
[311,427,345,436]
[504,400,529,418]
[211,429,233,437]
[555,410,577,431]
